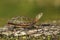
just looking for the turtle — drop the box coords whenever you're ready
[7,13,43,29]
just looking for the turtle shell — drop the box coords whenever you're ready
[8,16,34,28]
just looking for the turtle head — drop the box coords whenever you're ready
[33,12,43,23]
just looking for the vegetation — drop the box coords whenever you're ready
[0,0,60,26]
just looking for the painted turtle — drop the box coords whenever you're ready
[7,13,43,28]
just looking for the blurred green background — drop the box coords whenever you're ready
[0,0,60,26]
